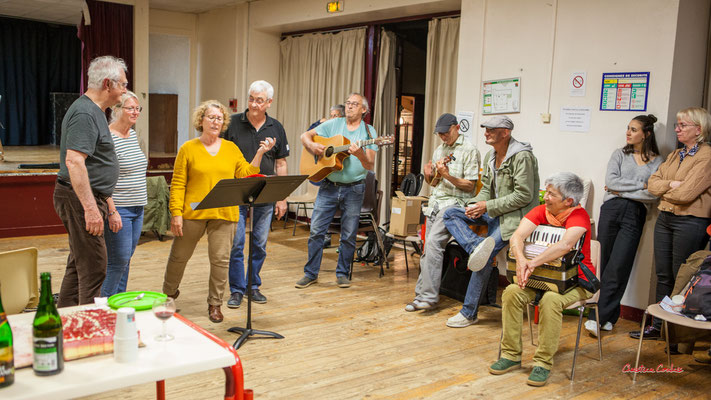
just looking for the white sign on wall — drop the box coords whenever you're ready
[560,106,591,132]
[569,71,586,97]
[456,111,474,139]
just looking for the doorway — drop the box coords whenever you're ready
[383,19,427,195]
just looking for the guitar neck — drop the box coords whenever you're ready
[333,138,381,153]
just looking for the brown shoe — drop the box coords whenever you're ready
[208,305,223,323]
[165,289,180,300]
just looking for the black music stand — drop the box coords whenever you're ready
[193,174,308,349]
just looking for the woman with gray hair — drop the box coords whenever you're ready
[490,171,593,387]
[634,107,711,340]
[100,91,147,297]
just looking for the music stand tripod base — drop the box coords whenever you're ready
[228,326,285,349]
[192,175,307,349]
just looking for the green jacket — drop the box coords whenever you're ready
[471,138,539,240]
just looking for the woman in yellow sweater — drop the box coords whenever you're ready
[163,100,274,323]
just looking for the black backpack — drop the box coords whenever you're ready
[681,257,711,319]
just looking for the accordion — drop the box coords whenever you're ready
[506,225,584,293]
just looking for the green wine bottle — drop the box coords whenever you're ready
[0,282,15,388]
[32,272,63,376]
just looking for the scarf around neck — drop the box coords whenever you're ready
[545,205,582,227]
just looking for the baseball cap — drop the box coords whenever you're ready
[480,115,514,130]
[434,113,458,133]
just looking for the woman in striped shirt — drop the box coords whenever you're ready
[101,91,148,297]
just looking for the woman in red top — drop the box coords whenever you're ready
[489,172,592,387]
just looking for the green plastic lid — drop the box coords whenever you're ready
[107,291,168,311]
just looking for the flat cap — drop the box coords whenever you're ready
[480,115,514,130]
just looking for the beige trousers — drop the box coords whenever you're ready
[500,284,591,369]
[162,219,235,306]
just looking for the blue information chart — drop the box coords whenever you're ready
[600,72,650,111]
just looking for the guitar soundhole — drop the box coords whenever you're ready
[324,147,334,158]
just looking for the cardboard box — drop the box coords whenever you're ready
[389,191,427,236]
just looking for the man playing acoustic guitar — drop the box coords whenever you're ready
[406,113,480,312]
[295,93,378,289]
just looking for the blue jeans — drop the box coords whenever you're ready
[101,206,144,297]
[442,208,508,319]
[229,204,273,294]
[303,181,365,279]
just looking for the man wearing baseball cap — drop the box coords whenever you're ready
[405,113,480,312]
[440,115,540,328]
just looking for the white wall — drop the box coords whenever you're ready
[149,34,191,147]
[196,7,239,114]
[149,9,198,142]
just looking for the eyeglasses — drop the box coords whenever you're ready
[205,115,224,122]
[123,106,142,113]
[674,122,698,130]
[345,101,362,107]
[112,79,129,89]
[248,96,268,105]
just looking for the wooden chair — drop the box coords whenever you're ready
[0,247,39,314]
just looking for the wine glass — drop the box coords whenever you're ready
[152,297,176,341]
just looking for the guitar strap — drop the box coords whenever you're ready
[364,121,374,140]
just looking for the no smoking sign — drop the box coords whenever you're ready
[569,71,586,97]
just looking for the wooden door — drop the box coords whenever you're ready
[149,93,178,154]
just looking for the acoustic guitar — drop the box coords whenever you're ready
[300,134,394,182]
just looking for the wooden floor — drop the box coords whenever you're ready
[1,224,710,399]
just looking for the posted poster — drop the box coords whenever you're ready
[600,72,650,111]
[560,107,591,133]
[482,77,520,114]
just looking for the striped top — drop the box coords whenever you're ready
[111,129,147,207]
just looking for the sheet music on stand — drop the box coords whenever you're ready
[191,175,307,211]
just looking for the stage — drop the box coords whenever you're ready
[0,145,174,238]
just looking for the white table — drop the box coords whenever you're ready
[4,307,250,400]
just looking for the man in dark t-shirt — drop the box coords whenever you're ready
[54,56,127,306]
[489,172,593,387]
[224,80,289,308]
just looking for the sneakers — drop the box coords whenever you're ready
[251,289,267,304]
[446,312,478,328]
[404,300,436,312]
[488,358,521,375]
[226,292,243,309]
[584,320,613,337]
[336,276,351,288]
[295,276,318,289]
[468,237,495,272]
[526,366,550,387]
[629,325,661,340]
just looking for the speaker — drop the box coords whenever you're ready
[440,240,499,305]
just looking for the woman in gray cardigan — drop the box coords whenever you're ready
[585,114,662,336]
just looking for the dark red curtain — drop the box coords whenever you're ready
[78,0,134,93]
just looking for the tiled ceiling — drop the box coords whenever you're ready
[0,0,251,25]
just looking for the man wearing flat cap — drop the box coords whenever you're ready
[441,115,540,327]
[406,113,480,312]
